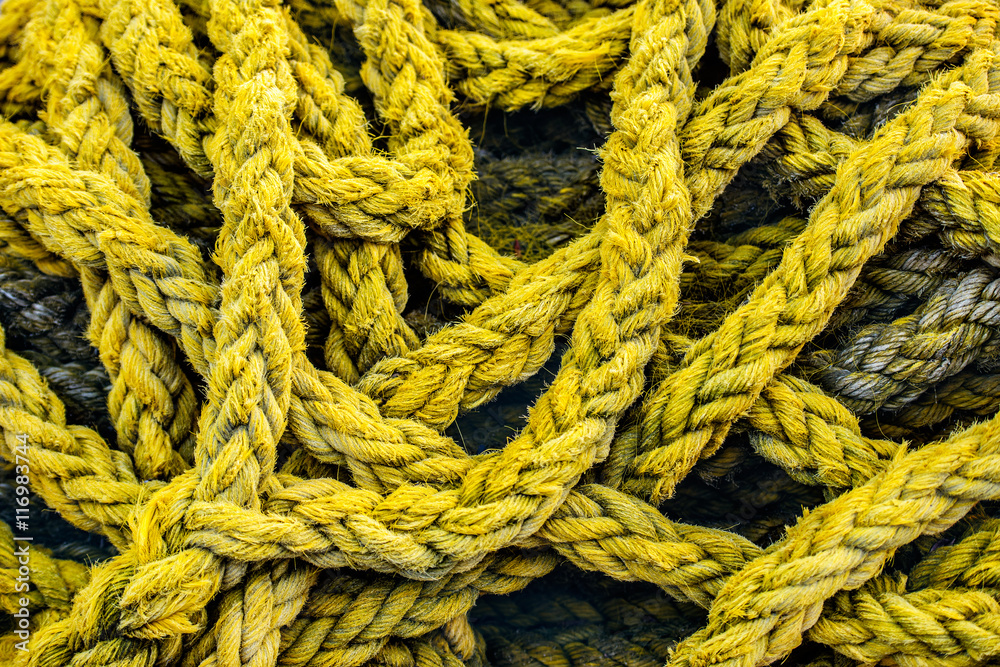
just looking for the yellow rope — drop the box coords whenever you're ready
[607,39,1000,503]
[0,520,89,662]
[1,0,1000,665]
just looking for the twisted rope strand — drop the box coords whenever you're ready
[761,112,1000,265]
[863,369,1000,438]
[113,0,310,641]
[667,408,1000,667]
[316,236,419,384]
[609,42,1000,504]
[0,323,160,548]
[909,518,1000,591]
[0,315,762,665]
[807,572,1000,665]
[22,0,151,205]
[177,0,702,576]
[5,0,1000,664]
[0,520,90,662]
[17,0,202,482]
[805,266,1000,414]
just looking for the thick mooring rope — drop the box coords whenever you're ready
[2,0,1000,665]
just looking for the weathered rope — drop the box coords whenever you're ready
[0,520,90,662]
[805,265,1000,414]
[3,0,1000,665]
[808,572,1000,665]
[606,40,1000,503]
[860,369,1000,440]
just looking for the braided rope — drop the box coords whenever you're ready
[15,0,199,482]
[808,573,1000,665]
[862,370,1000,438]
[0,1,772,648]
[606,42,1000,503]
[761,112,1000,263]
[360,0,866,432]
[805,266,1000,414]
[2,0,1000,664]
[669,398,1000,667]
[0,520,90,662]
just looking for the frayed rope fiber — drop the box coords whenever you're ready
[2,0,1000,665]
